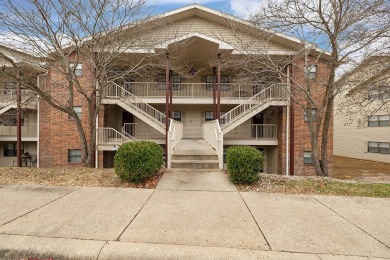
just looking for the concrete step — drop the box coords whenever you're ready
[171,160,219,169]
[171,154,218,160]
[172,149,217,156]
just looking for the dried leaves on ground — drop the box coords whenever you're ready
[0,167,164,189]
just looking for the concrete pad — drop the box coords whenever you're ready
[0,185,76,226]
[314,195,390,247]
[100,241,318,260]
[157,169,237,191]
[120,190,269,250]
[241,192,390,258]
[318,254,386,260]
[0,187,153,240]
[175,139,214,151]
[0,234,104,260]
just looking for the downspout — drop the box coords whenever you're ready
[286,65,291,176]
[95,110,99,169]
[37,70,48,168]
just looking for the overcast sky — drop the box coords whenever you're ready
[149,0,260,18]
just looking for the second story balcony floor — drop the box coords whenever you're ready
[103,81,290,105]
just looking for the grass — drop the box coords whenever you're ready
[237,174,390,198]
[333,156,390,180]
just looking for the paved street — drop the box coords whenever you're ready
[0,169,389,259]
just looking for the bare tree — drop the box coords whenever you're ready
[0,0,161,167]
[227,0,390,176]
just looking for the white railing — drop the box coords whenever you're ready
[0,89,33,108]
[0,123,38,137]
[224,124,277,139]
[97,127,135,147]
[220,83,288,130]
[167,119,183,168]
[122,123,165,139]
[122,82,282,99]
[104,82,166,127]
[203,120,223,169]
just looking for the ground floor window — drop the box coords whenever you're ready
[172,111,181,122]
[368,142,390,154]
[68,149,82,162]
[4,143,24,157]
[304,151,313,164]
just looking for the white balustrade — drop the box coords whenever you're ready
[97,127,135,147]
[203,120,223,169]
[224,124,277,139]
[167,119,183,168]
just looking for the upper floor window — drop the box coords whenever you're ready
[68,106,82,120]
[157,74,181,90]
[368,142,390,154]
[69,63,83,77]
[304,109,317,123]
[305,65,317,79]
[205,75,229,91]
[368,115,390,127]
[368,86,390,100]
[304,151,313,164]
[4,113,25,126]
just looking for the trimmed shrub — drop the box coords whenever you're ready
[226,146,263,184]
[114,141,163,183]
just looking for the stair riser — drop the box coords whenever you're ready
[171,162,219,169]
[172,155,218,160]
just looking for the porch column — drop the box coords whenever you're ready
[169,69,173,119]
[16,68,22,167]
[217,53,221,122]
[165,53,170,167]
[213,66,217,120]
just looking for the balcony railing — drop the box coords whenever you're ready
[122,123,165,140]
[0,123,38,137]
[122,82,288,99]
[224,124,277,139]
[0,89,32,107]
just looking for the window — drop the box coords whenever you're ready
[3,82,16,95]
[4,113,25,126]
[68,149,82,162]
[171,111,181,122]
[205,75,229,91]
[205,111,214,122]
[368,86,390,100]
[304,151,313,164]
[69,63,83,76]
[205,111,226,123]
[157,74,181,90]
[4,143,24,157]
[368,142,390,154]
[368,115,390,127]
[305,65,317,79]
[304,109,317,122]
[68,106,82,120]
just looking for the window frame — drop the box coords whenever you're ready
[68,149,82,163]
[368,115,390,127]
[205,111,214,122]
[305,65,317,79]
[303,151,313,164]
[69,63,83,77]
[304,108,317,123]
[368,142,390,154]
[205,75,229,91]
[171,111,181,122]
[4,143,24,157]
[68,106,82,120]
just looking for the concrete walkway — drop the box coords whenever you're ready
[0,170,389,259]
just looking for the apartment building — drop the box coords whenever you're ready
[334,56,390,163]
[1,5,333,175]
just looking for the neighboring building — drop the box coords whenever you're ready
[334,56,390,163]
[0,45,38,167]
[1,5,333,175]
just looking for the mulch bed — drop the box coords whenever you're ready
[0,167,164,189]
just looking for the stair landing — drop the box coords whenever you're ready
[171,139,219,169]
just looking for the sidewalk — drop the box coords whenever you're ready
[0,170,389,259]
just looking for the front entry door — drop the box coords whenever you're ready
[122,112,134,135]
[252,113,264,138]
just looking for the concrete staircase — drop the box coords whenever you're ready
[171,139,219,169]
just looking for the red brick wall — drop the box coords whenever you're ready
[288,58,333,176]
[39,57,103,167]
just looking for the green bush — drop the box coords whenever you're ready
[114,141,163,183]
[226,146,263,184]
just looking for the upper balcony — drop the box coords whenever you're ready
[114,82,289,105]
